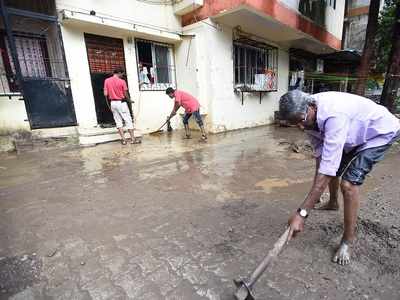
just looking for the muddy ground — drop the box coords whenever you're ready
[0,126,399,300]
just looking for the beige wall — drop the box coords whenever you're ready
[0,96,29,133]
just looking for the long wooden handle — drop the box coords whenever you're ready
[247,227,290,288]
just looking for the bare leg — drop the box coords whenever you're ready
[314,158,321,203]
[317,177,340,210]
[333,180,360,265]
[199,125,207,141]
[128,129,141,144]
[184,124,191,139]
[128,129,135,140]
[117,128,127,144]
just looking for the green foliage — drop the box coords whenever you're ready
[375,0,397,73]
[366,78,379,90]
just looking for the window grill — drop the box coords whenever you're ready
[233,38,278,93]
[0,16,70,96]
[135,38,176,91]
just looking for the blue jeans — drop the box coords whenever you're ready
[183,110,203,127]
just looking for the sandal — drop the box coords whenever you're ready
[121,139,127,145]
[130,138,142,144]
[200,135,208,142]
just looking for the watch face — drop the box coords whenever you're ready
[299,209,307,217]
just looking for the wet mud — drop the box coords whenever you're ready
[0,126,399,299]
[0,254,42,298]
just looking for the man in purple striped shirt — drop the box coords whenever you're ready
[280,90,400,266]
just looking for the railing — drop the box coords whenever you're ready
[234,66,278,92]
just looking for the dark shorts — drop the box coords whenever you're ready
[183,110,203,126]
[337,134,399,185]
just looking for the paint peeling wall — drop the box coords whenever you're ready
[344,1,384,52]
[343,14,369,51]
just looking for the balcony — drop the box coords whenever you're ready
[181,0,341,51]
[298,0,326,28]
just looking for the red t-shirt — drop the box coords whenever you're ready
[174,90,200,113]
[104,75,127,100]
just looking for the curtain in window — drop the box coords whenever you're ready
[154,44,170,83]
[7,36,48,78]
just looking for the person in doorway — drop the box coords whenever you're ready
[280,90,400,265]
[104,68,140,145]
[166,87,207,141]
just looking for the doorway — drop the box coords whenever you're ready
[84,33,127,126]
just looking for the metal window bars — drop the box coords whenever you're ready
[0,15,70,95]
[135,38,176,91]
[233,38,278,101]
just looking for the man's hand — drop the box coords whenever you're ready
[287,212,305,242]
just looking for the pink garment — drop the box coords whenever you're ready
[174,90,200,113]
[104,75,127,100]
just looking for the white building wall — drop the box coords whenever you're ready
[57,0,184,135]
[0,97,29,132]
[56,0,181,34]
[175,24,211,129]
[0,0,312,141]
[182,22,289,133]
[60,26,97,128]
[325,1,345,40]
[60,22,178,135]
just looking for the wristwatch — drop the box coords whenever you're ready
[297,208,309,219]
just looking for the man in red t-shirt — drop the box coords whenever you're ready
[104,68,140,145]
[166,87,207,141]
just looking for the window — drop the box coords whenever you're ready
[234,39,278,91]
[0,32,51,95]
[135,39,176,91]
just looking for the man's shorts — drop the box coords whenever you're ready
[183,110,203,126]
[337,134,399,185]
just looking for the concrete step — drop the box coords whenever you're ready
[77,127,142,146]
